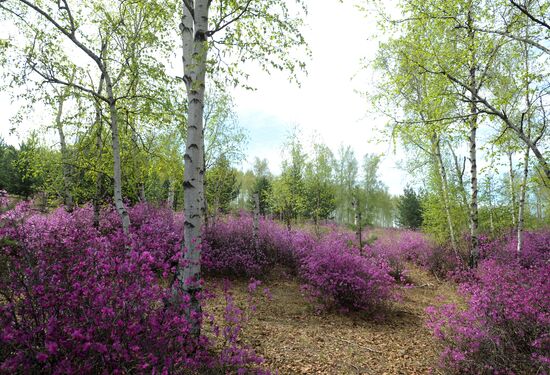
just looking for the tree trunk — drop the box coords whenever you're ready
[353,195,362,251]
[93,77,105,229]
[468,120,479,268]
[467,7,479,269]
[517,145,530,254]
[253,193,260,255]
[55,92,74,212]
[173,0,210,336]
[448,143,468,211]
[433,136,459,256]
[535,186,542,220]
[518,35,531,255]
[104,71,130,235]
[508,151,517,228]
[487,178,495,236]
[167,179,176,209]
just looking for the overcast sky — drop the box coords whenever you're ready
[0,0,410,195]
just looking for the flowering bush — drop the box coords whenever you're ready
[299,231,395,312]
[202,214,316,277]
[479,230,550,268]
[0,203,266,373]
[427,258,550,374]
[367,229,435,281]
[203,215,275,277]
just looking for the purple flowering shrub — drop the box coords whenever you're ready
[202,217,396,312]
[479,230,550,268]
[202,214,316,277]
[367,229,435,281]
[202,215,276,277]
[0,203,266,373]
[427,255,550,373]
[299,231,395,312]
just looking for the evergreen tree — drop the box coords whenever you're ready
[397,187,423,229]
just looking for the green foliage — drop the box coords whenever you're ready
[397,186,423,229]
[250,176,272,216]
[205,156,240,215]
[269,135,307,227]
[304,143,336,224]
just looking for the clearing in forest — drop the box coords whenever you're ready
[208,265,461,374]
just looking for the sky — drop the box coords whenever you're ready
[0,0,410,195]
[232,0,409,195]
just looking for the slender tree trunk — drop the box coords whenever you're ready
[468,120,479,268]
[139,184,146,202]
[487,178,495,236]
[167,179,176,209]
[173,0,210,336]
[433,136,459,256]
[253,193,260,255]
[536,187,542,220]
[449,143,468,210]
[517,145,530,254]
[518,34,531,255]
[467,7,479,268]
[357,211,362,253]
[353,194,362,251]
[55,92,74,212]
[104,71,130,235]
[93,79,105,229]
[508,151,517,228]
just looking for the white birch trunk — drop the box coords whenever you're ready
[104,72,131,235]
[467,8,479,268]
[508,151,517,228]
[167,179,176,209]
[55,92,74,212]
[253,193,260,255]
[468,120,479,267]
[518,35,531,255]
[433,137,459,256]
[173,0,210,336]
[517,146,530,254]
[488,181,495,236]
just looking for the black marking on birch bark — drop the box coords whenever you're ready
[183,181,194,188]
[195,31,207,42]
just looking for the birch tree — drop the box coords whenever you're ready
[173,0,307,333]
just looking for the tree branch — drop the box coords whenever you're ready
[509,0,550,30]
[206,0,253,37]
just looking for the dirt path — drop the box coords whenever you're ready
[208,265,460,374]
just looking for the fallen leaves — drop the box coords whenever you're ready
[206,265,459,374]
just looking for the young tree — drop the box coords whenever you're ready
[397,186,423,229]
[205,155,239,218]
[304,142,336,232]
[269,135,307,229]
